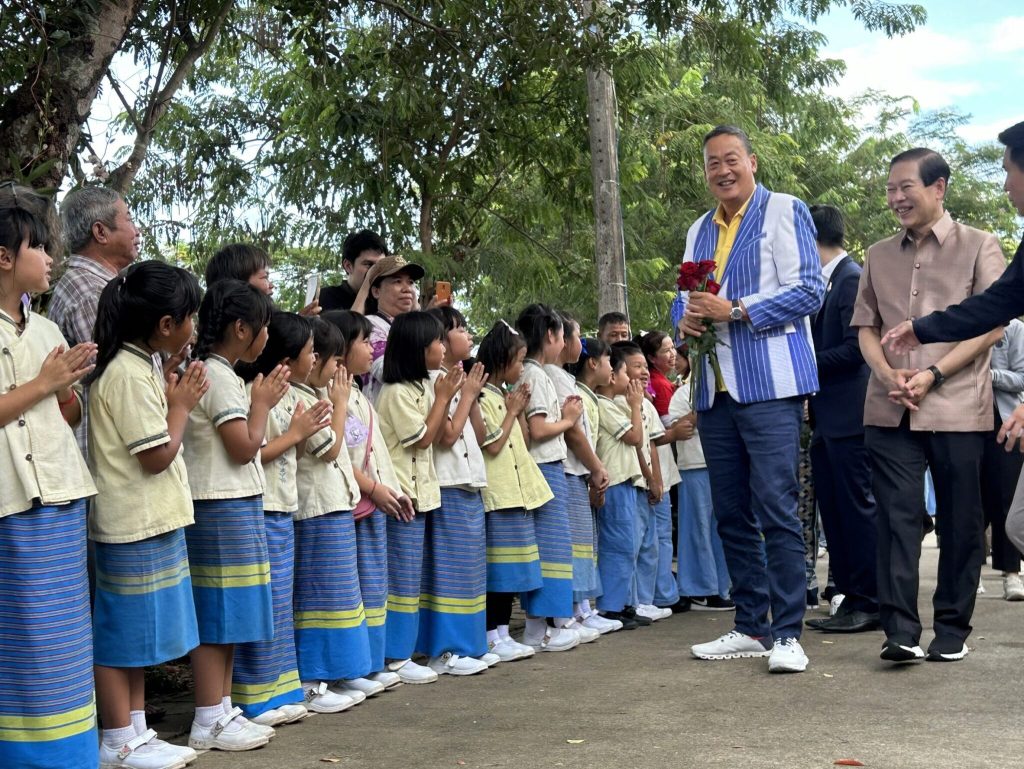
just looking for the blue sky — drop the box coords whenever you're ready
[812,1,1024,143]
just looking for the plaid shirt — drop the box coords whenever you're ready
[48,255,117,457]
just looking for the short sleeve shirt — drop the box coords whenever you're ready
[667,387,705,470]
[595,395,642,488]
[255,385,300,513]
[345,387,402,493]
[851,212,1006,431]
[88,344,192,542]
[428,369,487,490]
[514,359,567,464]
[544,364,593,477]
[478,384,553,512]
[375,380,441,512]
[0,305,96,518]
[294,383,360,520]
[636,398,663,490]
[183,355,265,499]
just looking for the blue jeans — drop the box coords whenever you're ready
[634,493,681,606]
[697,394,805,640]
[631,488,655,606]
[676,468,731,598]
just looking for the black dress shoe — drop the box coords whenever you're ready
[601,610,639,630]
[805,616,832,630]
[818,610,882,634]
[622,605,652,626]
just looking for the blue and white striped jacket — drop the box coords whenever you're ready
[672,184,825,410]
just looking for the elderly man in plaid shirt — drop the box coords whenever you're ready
[50,186,140,458]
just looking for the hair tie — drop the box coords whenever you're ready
[580,338,589,356]
[500,319,519,335]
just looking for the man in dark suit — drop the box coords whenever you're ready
[805,205,880,633]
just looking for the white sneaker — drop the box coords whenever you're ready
[388,659,439,684]
[636,604,672,621]
[101,729,187,769]
[581,612,622,634]
[1004,574,1024,601]
[561,619,599,644]
[428,652,489,676]
[488,637,531,662]
[367,670,403,689]
[276,703,309,723]
[691,631,772,660]
[476,652,501,667]
[977,582,987,595]
[768,637,808,673]
[338,677,386,697]
[188,709,270,752]
[147,739,197,767]
[251,708,288,727]
[829,593,845,616]
[521,625,580,652]
[301,681,357,713]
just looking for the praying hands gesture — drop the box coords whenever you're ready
[167,360,209,413]
[505,384,530,417]
[287,399,332,441]
[461,362,488,399]
[249,364,291,411]
[327,365,353,409]
[37,342,96,395]
[434,365,466,403]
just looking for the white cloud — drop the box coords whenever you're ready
[958,114,1024,144]
[989,17,1024,53]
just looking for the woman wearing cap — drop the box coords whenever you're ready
[352,256,425,403]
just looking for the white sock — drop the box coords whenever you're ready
[580,599,593,616]
[555,616,574,628]
[103,725,137,748]
[525,617,548,637]
[129,710,147,736]
[194,704,223,727]
[221,695,233,714]
[487,629,500,644]
[497,624,512,640]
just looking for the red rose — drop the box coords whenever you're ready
[696,260,717,280]
[677,262,704,291]
[705,279,721,295]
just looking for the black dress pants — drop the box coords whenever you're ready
[865,414,986,645]
[981,403,1024,572]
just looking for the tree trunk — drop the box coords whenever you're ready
[585,64,628,321]
[419,190,434,255]
[0,1,144,189]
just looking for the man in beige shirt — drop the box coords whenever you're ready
[852,148,1005,664]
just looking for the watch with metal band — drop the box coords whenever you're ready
[927,365,946,388]
[729,299,744,322]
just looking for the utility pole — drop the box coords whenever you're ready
[581,1,628,322]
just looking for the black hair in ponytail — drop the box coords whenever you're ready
[238,311,314,382]
[515,303,562,357]
[87,261,201,384]
[193,279,274,361]
[477,320,526,377]
[322,310,372,350]
[311,316,346,361]
[565,336,609,378]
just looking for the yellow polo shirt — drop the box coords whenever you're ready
[376,380,441,513]
[478,384,553,512]
[254,384,301,513]
[711,191,755,282]
[345,387,402,493]
[294,383,360,520]
[595,395,642,488]
[88,344,193,543]
[0,306,96,518]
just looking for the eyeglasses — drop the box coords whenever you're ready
[0,180,18,207]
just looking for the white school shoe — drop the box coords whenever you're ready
[521,625,580,653]
[387,658,439,684]
[561,619,600,644]
[636,604,672,622]
[337,676,387,697]
[691,631,773,661]
[100,729,187,769]
[488,637,530,662]
[231,712,275,740]
[428,652,489,676]
[301,681,358,713]
[188,709,270,752]
[146,739,198,767]
[580,612,622,634]
[476,651,501,667]
[367,670,403,689]
[276,703,310,723]
[250,708,289,727]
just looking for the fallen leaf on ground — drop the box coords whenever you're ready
[823,673,834,678]
[822,640,835,645]
[834,760,865,766]
[566,739,585,744]
[319,759,341,764]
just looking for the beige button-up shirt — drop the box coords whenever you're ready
[851,212,1005,431]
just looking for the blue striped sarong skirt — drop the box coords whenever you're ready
[186,496,273,644]
[94,529,199,667]
[354,507,388,672]
[520,461,574,618]
[417,488,487,658]
[232,511,303,716]
[565,473,598,598]
[294,510,371,681]
[0,501,97,769]
[384,513,426,661]
[485,508,542,593]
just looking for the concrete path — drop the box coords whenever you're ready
[158,537,1024,769]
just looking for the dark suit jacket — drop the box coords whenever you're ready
[809,256,870,438]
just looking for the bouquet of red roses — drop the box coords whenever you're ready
[677,260,724,402]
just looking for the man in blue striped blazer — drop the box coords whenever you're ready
[680,125,824,674]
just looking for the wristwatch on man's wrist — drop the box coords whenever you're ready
[927,365,946,388]
[729,299,744,322]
